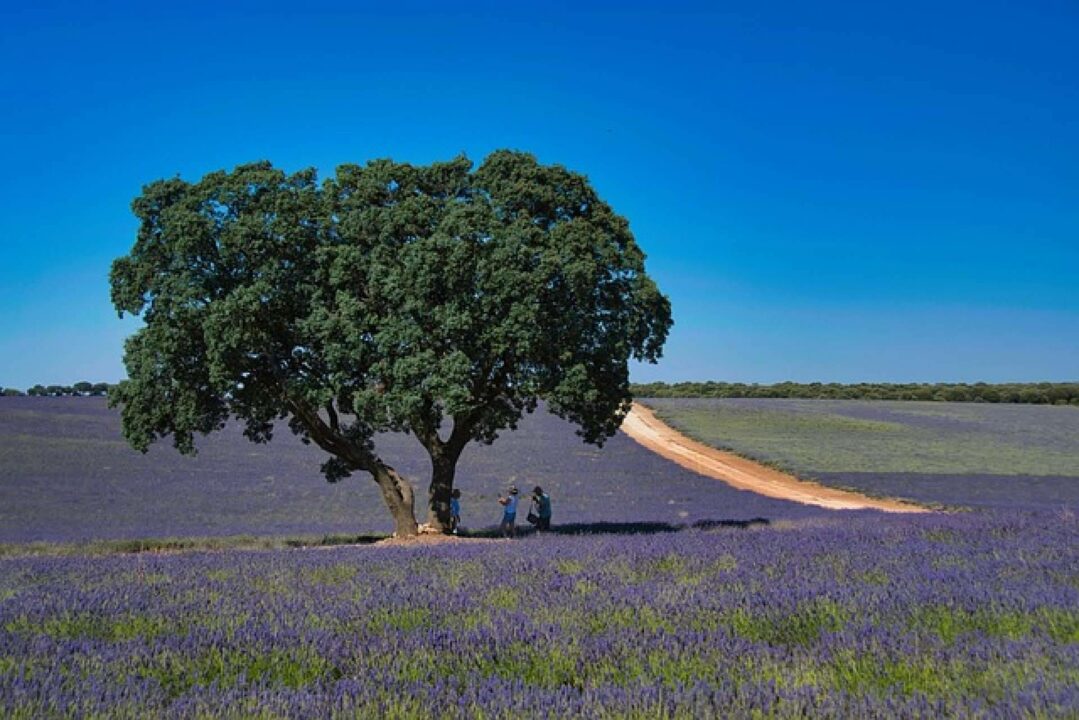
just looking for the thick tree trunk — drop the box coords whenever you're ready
[284,397,420,536]
[372,463,418,537]
[426,455,456,532]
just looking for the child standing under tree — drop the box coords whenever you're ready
[498,486,519,538]
[450,489,462,534]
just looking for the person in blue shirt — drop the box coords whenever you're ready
[449,488,462,535]
[498,486,519,538]
[531,486,552,531]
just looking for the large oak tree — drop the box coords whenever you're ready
[110,151,672,535]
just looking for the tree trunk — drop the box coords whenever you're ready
[283,397,420,537]
[372,463,418,537]
[426,455,456,532]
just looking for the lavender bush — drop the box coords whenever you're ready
[2,511,1076,718]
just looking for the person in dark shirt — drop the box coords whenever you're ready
[531,486,552,531]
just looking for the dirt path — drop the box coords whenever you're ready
[622,403,930,513]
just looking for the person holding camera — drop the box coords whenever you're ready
[528,486,552,531]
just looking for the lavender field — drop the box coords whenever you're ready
[3,397,1078,718]
[643,398,1079,510]
[2,511,1076,718]
[0,397,826,544]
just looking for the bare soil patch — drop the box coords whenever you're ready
[374,525,499,548]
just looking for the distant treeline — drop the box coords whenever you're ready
[1,382,113,397]
[631,381,1079,406]
[7,381,1079,406]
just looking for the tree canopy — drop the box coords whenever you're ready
[110,151,672,535]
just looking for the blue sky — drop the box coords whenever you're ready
[1,0,1076,388]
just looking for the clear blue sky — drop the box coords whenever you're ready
[2,0,1076,388]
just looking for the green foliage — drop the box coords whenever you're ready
[632,381,1079,405]
[301,562,358,586]
[366,607,432,633]
[473,640,584,689]
[484,586,521,610]
[9,382,112,396]
[6,611,171,642]
[139,647,338,698]
[108,151,671,530]
[555,558,586,575]
[726,598,849,646]
[585,605,673,634]
[911,605,1079,644]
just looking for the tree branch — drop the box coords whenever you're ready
[325,400,339,433]
[287,396,375,472]
[446,412,475,459]
[411,416,444,458]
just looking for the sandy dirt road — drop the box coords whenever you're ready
[622,404,930,513]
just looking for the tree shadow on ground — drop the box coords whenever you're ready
[463,517,769,539]
[0,521,771,557]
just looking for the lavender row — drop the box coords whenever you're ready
[817,472,1079,511]
[2,510,1077,718]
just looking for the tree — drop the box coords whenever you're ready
[109,151,672,536]
[73,381,93,396]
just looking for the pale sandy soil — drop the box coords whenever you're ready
[621,403,930,513]
[374,525,500,547]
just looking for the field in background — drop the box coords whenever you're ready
[0,397,828,543]
[641,398,1079,510]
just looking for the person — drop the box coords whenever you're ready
[449,488,462,535]
[498,486,519,538]
[531,486,552,531]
